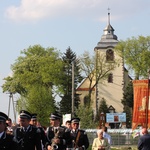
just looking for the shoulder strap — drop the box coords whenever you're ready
[75,130,81,147]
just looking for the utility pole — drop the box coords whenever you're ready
[72,60,75,117]
[8,93,16,123]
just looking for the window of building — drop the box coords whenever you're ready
[108,73,113,83]
[106,49,114,61]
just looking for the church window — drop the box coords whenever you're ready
[108,73,113,83]
[106,49,114,61]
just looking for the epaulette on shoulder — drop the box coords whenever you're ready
[79,129,87,135]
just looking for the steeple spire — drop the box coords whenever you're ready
[108,8,110,25]
[95,9,118,49]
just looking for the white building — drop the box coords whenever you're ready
[76,12,131,115]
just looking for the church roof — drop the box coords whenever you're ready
[95,12,118,49]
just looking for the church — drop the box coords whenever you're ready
[76,12,131,118]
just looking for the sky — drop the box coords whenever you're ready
[0,0,150,122]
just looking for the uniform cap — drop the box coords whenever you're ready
[71,117,80,123]
[50,112,62,120]
[19,110,31,119]
[0,112,8,122]
[31,113,37,120]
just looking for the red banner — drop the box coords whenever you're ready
[132,80,150,130]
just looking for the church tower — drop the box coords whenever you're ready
[94,12,130,114]
[76,12,131,119]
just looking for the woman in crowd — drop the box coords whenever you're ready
[92,129,110,150]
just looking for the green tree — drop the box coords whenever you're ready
[75,105,97,129]
[121,81,133,109]
[98,98,109,115]
[2,45,64,126]
[121,81,133,128]
[115,36,150,79]
[59,47,83,115]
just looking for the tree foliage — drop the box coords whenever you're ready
[98,98,109,115]
[2,45,64,125]
[121,81,133,128]
[59,47,83,115]
[121,81,133,109]
[115,36,150,79]
[75,105,97,129]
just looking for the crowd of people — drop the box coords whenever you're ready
[0,110,91,150]
[5,110,150,150]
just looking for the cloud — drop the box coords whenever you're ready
[4,0,150,23]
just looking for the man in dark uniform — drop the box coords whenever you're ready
[69,118,89,150]
[30,113,46,150]
[138,128,150,150]
[45,112,72,150]
[0,112,17,150]
[13,110,42,150]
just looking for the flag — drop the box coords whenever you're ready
[132,80,150,130]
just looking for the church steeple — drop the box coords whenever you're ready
[95,10,118,49]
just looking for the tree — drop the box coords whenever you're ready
[121,81,133,109]
[79,51,119,105]
[2,45,64,126]
[59,47,83,115]
[75,105,97,129]
[98,98,109,115]
[121,81,133,128]
[115,36,150,79]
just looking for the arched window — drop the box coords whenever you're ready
[108,73,113,83]
[106,49,114,61]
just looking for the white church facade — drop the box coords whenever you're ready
[76,13,131,115]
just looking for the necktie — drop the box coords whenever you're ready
[24,127,27,132]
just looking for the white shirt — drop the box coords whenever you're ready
[0,131,4,138]
[103,132,112,145]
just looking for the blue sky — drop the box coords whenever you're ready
[0,0,150,122]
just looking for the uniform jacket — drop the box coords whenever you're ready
[0,131,17,150]
[138,134,150,150]
[69,129,89,150]
[46,126,72,150]
[92,137,110,150]
[13,124,42,150]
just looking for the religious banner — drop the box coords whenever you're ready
[132,80,150,130]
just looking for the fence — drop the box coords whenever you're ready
[85,129,140,146]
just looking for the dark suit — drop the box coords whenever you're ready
[13,124,42,150]
[69,129,89,150]
[138,133,150,150]
[0,132,17,150]
[46,126,72,150]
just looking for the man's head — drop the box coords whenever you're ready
[71,118,80,130]
[19,110,32,127]
[102,126,108,132]
[30,113,37,126]
[141,128,148,135]
[6,118,12,127]
[97,129,103,139]
[65,120,71,129]
[49,112,62,127]
[0,112,8,133]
